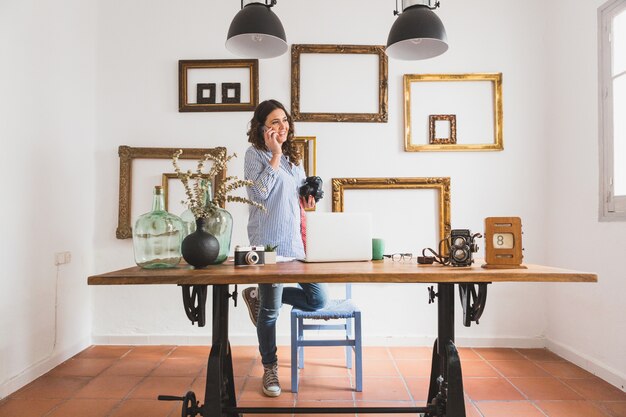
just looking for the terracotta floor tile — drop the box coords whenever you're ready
[75,346,133,359]
[489,360,551,378]
[354,377,411,401]
[151,357,205,377]
[74,375,143,399]
[295,400,356,417]
[404,378,430,401]
[238,399,296,417]
[536,361,595,379]
[298,360,352,378]
[459,348,482,361]
[535,400,610,417]
[46,398,119,417]
[239,377,298,401]
[362,347,392,360]
[0,398,64,417]
[395,360,432,378]
[461,360,499,377]
[169,345,211,358]
[300,346,347,360]
[599,401,626,417]
[12,375,91,399]
[476,401,545,417]
[473,348,526,361]
[127,376,194,399]
[464,378,525,401]
[231,345,260,360]
[354,401,421,417]
[125,345,175,360]
[108,399,176,417]
[563,379,626,401]
[294,377,354,401]
[101,358,161,376]
[388,347,432,361]
[510,377,583,400]
[516,348,564,362]
[361,359,400,377]
[465,400,483,417]
[48,358,116,377]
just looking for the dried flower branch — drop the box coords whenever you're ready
[172,149,265,218]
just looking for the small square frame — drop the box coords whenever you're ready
[221,83,241,104]
[197,83,216,104]
[429,114,457,145]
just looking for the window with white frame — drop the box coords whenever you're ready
[600,0,626,220]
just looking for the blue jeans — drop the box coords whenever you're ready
[257,283,328,365]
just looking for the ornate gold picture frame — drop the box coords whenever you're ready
[331,177,451,243]
[404,73,503,152]
[178,59,259,112]
[116,146,226,239]
[292,136,317,176]
[291,44,388,122]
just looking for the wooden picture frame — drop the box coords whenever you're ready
[292,136,317,176]
[178,59,258,112]
[116,146,226,239]
[404,73,503,152]
[291,44,388,122]
[331,177,451,244]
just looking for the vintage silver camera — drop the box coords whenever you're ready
[234,245,265,266]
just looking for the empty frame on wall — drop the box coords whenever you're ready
[291,45,388,122]
[178,60,258,112]
[331,177,451,252]
[116,146,226,239]
[404,73,503,152]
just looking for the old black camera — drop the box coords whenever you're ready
[449,229,481,267]
[299,176,324,203]
[234,245,265,267]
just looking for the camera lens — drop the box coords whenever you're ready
[453,237,466,246]
[245,251,260,265]
[453,248,467,262]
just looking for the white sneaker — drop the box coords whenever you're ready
[262,362,281,397]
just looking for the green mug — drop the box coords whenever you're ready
[372,238,385,260]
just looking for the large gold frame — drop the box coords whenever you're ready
[291,44,388,123]
[116,146,226,239]
[404,73,503,152]
[292,136,317,176]
[331,177,451,243]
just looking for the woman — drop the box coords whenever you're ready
[242,99,327,397]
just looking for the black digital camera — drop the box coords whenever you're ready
[234,245,265,267]
[299,176,324,202]
[448,229,480,267]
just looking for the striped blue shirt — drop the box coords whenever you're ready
[244,146,306,259]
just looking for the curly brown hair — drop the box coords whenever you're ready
[247,99,301,166]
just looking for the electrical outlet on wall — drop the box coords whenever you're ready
[55,251,71,266]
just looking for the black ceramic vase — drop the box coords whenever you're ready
[181,218,220,268]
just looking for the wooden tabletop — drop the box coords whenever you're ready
[88,259,597,286]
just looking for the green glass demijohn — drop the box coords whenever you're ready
[180,181,233,264]
[133,185,184,269]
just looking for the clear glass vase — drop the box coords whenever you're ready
[179,181,233,264]
[133,185,183,269]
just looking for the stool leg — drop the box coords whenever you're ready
[298,317,304,369]
[346,317,353,369]
[290,311,299,393]
[354,311,363,392]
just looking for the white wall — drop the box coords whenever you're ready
[92,0,555,350]
[544,0,626,390]
[0,0,97,398]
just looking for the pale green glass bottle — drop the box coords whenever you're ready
[180,181,233,264]
[133,186,184,269]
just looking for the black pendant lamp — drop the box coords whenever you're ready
[386,0,448,60]
[226,0,288,59]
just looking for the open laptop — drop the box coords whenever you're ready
[299,212,372,263]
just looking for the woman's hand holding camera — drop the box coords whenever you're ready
[301,195,315,210]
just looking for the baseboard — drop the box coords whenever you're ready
[0,338,91,400]
[91,333,546,348]
[546,339,626,392]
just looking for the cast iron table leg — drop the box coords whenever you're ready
[203,285,238,417]
[426,283,466,417]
